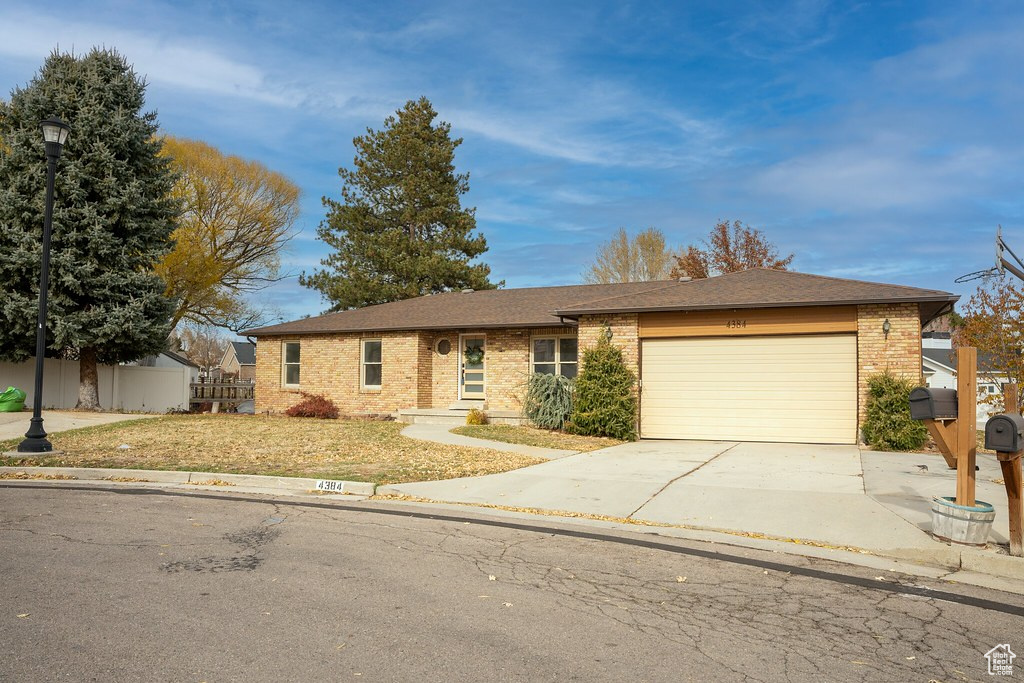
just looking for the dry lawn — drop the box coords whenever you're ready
[451,424,622,452]
[0,414,543,485]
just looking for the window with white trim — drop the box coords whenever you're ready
[282,341,300,387]
[362,339,382,389]
[532,336,578,379]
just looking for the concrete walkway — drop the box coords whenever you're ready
[400,423,576,460]
[0,410,158,441]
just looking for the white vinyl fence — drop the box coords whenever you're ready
[0,358,191,413]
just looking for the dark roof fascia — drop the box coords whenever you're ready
[556,295,959,318]
[250,320,579,338]
[920,300,958,329]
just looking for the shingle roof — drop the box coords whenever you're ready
[554,269,957,315]
[245,281,672,336]
[157,350,199,368]
[246,269,958,337]
[923,347,999,373]
[231,341,256,365]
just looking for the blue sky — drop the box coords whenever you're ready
[1,1,1022,329]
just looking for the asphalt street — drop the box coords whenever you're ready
[2,483,1023,682]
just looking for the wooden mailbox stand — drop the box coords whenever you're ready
[922,347,977,506]
[1000,383,1023,557]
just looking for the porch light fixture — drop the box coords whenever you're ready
[882,318,891,340]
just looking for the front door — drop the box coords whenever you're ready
[459,335,486,400]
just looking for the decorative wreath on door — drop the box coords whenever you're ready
[464,344,484,365]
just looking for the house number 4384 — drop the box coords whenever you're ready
[726,319,747,329]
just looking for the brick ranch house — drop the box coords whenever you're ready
[246,269,957,445]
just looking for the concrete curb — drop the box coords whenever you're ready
[5,466,1023,587]
[0,466,376,496]
[374,486,1024,583]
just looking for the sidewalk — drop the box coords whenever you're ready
[0,410,159,441]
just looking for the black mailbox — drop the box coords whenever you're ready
[909,387,958,420]
[985,413,1024,453]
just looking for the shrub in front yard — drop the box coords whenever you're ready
[567,332,637,441]
[861,372,928,451]
[466,408,488,425]
[284,393,340,419]
[523,372,574,430]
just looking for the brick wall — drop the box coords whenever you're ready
[856,302,922,429]
[427,332,460,408]
[255,331,422,415]
[256,326,577,415]
[577,313,640,379]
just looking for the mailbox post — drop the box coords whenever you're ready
[997,383,1023,557]
[911,347,994,545]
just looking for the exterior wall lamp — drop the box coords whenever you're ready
[882,318,891,340]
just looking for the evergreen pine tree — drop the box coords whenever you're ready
[0,49,179,410]
[300,97,498,310]
[567,330,638,440]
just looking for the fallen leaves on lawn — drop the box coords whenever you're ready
[15,414,543,485]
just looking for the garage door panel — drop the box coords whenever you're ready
[640,334,856,444]
[642,403,855,417]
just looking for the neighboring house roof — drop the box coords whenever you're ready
[162,350,200,368]
[922,347,1001,375]
[246,269,958,337]
[231,341,256,366]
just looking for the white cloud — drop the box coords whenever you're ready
[752,141,1000,212]
[0,9,293,106]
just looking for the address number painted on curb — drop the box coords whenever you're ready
[315,480,347,493]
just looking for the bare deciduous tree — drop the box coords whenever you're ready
[583,227,676,283]
[671,220,793,279]
[177,324,230,377]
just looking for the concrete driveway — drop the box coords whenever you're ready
[0,410,158,442]
[382,439,1012,557]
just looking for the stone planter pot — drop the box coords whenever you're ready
[931,496,996,546]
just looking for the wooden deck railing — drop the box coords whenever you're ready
[189,378,255,403]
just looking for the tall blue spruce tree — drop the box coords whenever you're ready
[0,49,179,409]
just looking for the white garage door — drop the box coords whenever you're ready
[640,334,857,444]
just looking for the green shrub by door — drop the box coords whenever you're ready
[567,333,637,441]
[862,372,928,451]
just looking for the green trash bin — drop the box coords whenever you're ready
[0,386,27,412]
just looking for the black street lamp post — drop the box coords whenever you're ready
[18,118,70,454]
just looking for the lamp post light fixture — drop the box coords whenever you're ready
[18,117,70,454]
